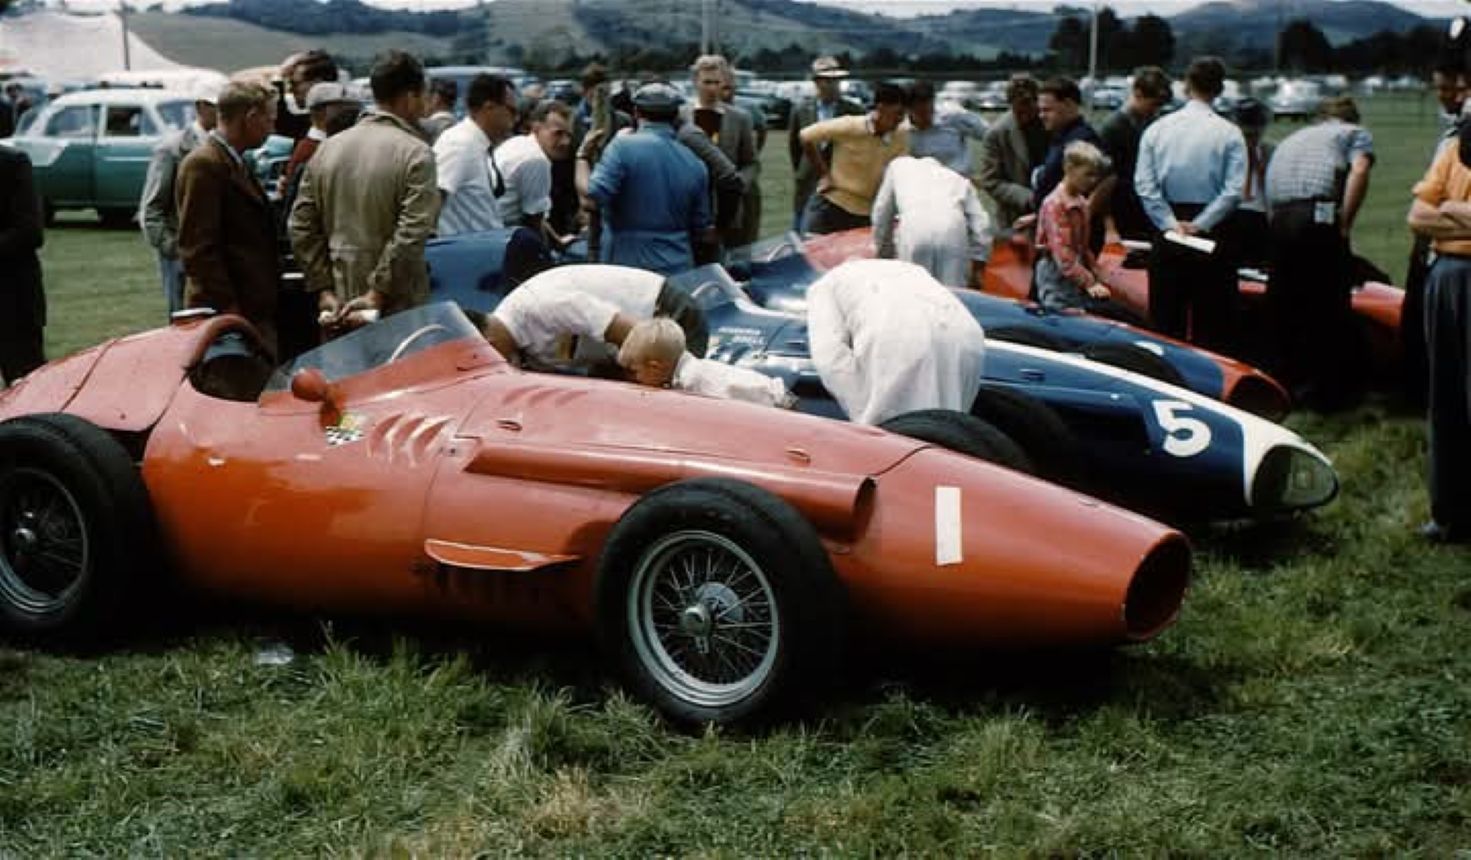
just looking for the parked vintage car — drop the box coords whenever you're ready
[1270,79,1323,121]
[1,87,196,225]
[0,303,1191,726]
[425,233,1340,523]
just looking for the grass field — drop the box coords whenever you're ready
[4,94,1470,855]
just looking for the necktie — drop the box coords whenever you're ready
[489,148,506,198]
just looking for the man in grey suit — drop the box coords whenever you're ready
[138,81,220,317]
[691,54,758,254]
[787,56,864,227]
[977,73,1050,228]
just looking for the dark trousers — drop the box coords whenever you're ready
[1402,233,1433,405]
[275,282,319,364]
[654,279,710,358]
[1425,255,1471,529]
[1147,203,1240,355]
[1266,200,1360,409]
[1235,209,1271,269]
[801,195,871,236]
[0,328,45,387]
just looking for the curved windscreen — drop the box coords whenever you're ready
[265,301,484,392]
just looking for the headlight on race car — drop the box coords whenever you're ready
[1253,445,1340,512]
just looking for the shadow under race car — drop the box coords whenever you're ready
[426,232,1338,523]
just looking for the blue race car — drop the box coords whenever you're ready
[732,233,1292,420]
[426,232,1337,522]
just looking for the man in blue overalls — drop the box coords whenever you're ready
[585,82,714,276]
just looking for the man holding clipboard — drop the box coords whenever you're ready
[1134,57,1247,354]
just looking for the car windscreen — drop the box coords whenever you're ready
[264,302,484,392]
[665,264,745,312]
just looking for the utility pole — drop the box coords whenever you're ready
[701,0,711,55]
[119,0,132,71]
[1087,0,1098,82]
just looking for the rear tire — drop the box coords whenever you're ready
[0,414,157,644]
[879,409,1032,473]
[969,383,1081,485]
[596,478,845,728]
[1082,341,1186,388]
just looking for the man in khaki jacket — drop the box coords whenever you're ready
[290,50,440,321]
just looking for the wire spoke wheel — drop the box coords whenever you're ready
[628,530,780,709]
[0,467,91,617]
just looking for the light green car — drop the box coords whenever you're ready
[1,87,196,226]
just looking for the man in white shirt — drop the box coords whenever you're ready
[433,73,517,237]
[481,263,709,368]
[807,259,987,426]
[494,100,574,247]
[872,155,993,288]
[480,265,788,407]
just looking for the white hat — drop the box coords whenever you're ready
[191,80,222,105]
[305,81,354,110]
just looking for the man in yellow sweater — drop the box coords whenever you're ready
[798,81,909,235]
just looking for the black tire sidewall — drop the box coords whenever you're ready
[0,415,153,641]
[595,479,844,727]
[971,383,1082,485]
[1082,342,1186,388]
[879,409,1033,473]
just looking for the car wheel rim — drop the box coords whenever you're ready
[628,530,780,709]
[0,468,90,617]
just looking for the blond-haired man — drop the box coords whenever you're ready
[176,80,280,349]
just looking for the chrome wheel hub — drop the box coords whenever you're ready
[628,530,780,708]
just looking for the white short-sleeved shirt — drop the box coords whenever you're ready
[493,133,553,227]
[492,264,663,365]
[673,353,790,407]
[434,118,504,236]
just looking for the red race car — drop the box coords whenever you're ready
[0,304,1190,726]
[799,228,1405,389]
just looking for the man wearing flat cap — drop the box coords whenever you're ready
[279,81,361,200]
[139,79,220,317]
[584,81,713,276]
[788,56,863,226]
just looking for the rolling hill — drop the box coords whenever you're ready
[126,11,451,71]
[100,0,1448,72]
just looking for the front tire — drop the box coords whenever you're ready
[0,414,157,643]
[596,478,844,727]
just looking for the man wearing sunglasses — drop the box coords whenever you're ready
[434,73,518,237]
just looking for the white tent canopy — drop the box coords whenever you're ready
[0,10,194,84]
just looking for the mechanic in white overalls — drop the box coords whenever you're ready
[806,259,987,426]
